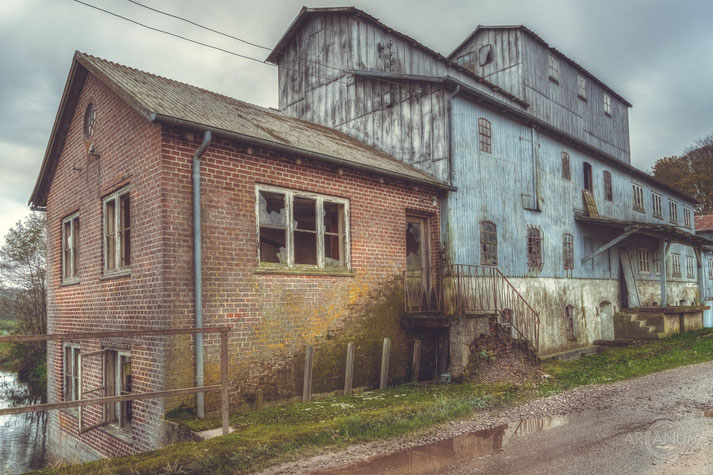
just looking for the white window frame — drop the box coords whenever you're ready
[632,183,645,213]
[638,248,650,274]
[103,186,131,275]
[652,192,662,219]
[604,93,612,116]
[62,212,80,283]
[683,206,692,228]
[577,75,587,100]
[104,349,132,431]
[63,343,81,403]
[255,185,351,270]
[669,199,678,224]
[548,54,560,83]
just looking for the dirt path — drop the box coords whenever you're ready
[260,361,713,474]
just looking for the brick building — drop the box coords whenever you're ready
[31,52,447,460]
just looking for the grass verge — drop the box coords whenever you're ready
[42,329,713,474]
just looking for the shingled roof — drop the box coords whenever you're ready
[30,52,449,207]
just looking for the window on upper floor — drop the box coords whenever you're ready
[669,199,678,224]
[672,253,681,277]
[478,118,492,154]
[683,206,692,228]
[103,187,131,275]
[604,93,612,116]
[652,192,663,219]
[653,250,661,276]
[686,255,695,279]
[548,54,560,83]
[709,259,713,280]
[527,227,543,269]
[479,44,493,66]
[63,343,80,402]
[62,213,80,283]
[577,75,587,100]
[563,234,574,270]
[632,183,645,213]
[638,248,650,274]
[583,162,593,192]
[456,51,476,71]
[257,186,349,269]
[479,221,497,266]
[561,152,571,180]
[603,171,612,201]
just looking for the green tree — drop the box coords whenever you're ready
[652,132,713,214]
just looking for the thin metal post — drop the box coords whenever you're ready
[220,330,229,436]
[303,345,314,402]
[380,338,391,389]
[344,342,354,395]
[411,339,421,382]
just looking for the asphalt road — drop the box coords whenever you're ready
[266,361,713,475]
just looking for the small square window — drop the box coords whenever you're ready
[548,54,560,83]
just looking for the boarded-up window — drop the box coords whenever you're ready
[577,75,587,100]
[62,213,80,281]
[672,253,681,277]
[561,152,570,180]
[563,234,574,270]
[103,187,130,274]
[632,183,645,212]
[638,248,650,274]
[565,305,576,340]
[686,255,695,278]
[652,193,662,218]
[527,227,543,269]
[257,186,350,269]
[478,118,492,154]
[548,54,560,83]
[603,171,613,201]
[480,221,497,266]
[604,93,612,116]
[669,199,678,224]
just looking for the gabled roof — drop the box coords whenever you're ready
[265,6,527,107]
[696,215,713,231]
[448,25,632,108]
[30,52,450,207]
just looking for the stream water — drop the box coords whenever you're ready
[0,371,47,474]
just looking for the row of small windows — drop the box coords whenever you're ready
[561,155,613,202]
[630,184,692,227]
[638,248,698,279]
[478,222,573,271]
[548,54,611,116]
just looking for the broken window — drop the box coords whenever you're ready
[456,51,476,71]
[62,213,80,282]
[577,75,587,100]
[669,199,678,224]
[527,227,543,269]
[63,343,81,402]
[583,162,593,192]
[564,305,576,340]
[632,183,645,212]
[561,152,571,180]
[103,187,130,274]
[479,44,493,66]
[562,234,574,270]
[638,248,650,274]
[653,251,661,276]
[652,192,662,218]
[480,221,497,266]
[686,255,695,279]
[478,118,492,154]
[105,350,132,430]
[672,253,681,277]
[683,207,692,228]
[603,171,612,201]
[257,186,349,269]
[604,93,611,116]
[548,54,560,83]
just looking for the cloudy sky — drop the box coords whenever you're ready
[1,0,712,244]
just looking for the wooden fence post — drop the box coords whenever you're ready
[411,339,421,382]
[302,345,314,402]
[344,342,354,395]
[380,338,391,389]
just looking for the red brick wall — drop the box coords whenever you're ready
[45,73,166,458]
[160,128,442,407]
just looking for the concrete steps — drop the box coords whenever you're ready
[613,312,666,340]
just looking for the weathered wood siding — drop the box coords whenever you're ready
[448,95,696,280]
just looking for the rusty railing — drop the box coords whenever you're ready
[403,265,540,352]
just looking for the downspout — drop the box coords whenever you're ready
[447,85,461,187]
[193,131,212,419]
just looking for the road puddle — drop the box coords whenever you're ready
[321,415,569,474]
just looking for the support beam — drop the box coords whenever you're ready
[695,246,705,306]
[582,228,639,264]
[660,239,668,308]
